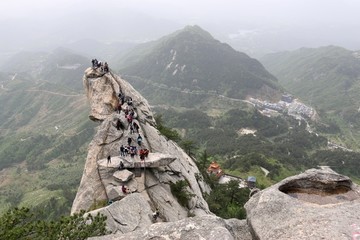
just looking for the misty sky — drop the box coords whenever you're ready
[1,0,359,56]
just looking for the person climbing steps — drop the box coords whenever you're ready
[152,209,160,221]
[137,134,142,146]
[107,155,111,166]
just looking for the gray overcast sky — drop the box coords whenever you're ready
[2,0,358,23]
[1,0,360,56]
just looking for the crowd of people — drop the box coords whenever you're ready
[91,58,109,73]
[115,90,150,163]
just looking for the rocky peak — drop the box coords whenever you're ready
[71,67,211,233]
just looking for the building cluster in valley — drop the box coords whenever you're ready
[248,94,316,120]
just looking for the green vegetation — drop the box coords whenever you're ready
[0,207,108,240]
[155,114,181,142]
[205,180,250,219]
[0,49,93,219]
[170,180,194,207]
[88,199,109,212]
[157,105,360,187]
[119,25,281,100]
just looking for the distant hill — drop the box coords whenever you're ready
[0,49,93,219]
[2,48,89,91]
[118,25,282,101]
[261,46,360,112]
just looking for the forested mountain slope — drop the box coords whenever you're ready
[118,25,282,101]
[261,46,360,113]
[0,49,93,219]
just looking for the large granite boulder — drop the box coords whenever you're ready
[89,215,252,240]
[245,168,360,240]
[87,193,153,234]
[113,170,134,183]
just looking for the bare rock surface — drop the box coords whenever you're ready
[89,215,252,240]
[245,168,360,240]
[113,170,134,183]
[87,193,153,234]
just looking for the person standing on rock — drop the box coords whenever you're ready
[122,184,128,194]
[133,122,140,133]
[152,209,160,221]
[140,149,145,161]
[127,114,133,124]
[117,103,122,114]
[120,145,125,156]
[124,146,129,156]
[127,97,133,106]
[107,155,111,165]
[104,62,109,73]
[130,146,136,158]
[130,109,135,117]
[130,124,134,134]
[127,137,132,145]
[118,161,124,170]
[137,134,142,146]
[116,119,123,130]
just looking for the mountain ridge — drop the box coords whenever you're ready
[118,25,282,101]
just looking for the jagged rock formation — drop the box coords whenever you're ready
[245,168,360,240]
[71,68,211,233]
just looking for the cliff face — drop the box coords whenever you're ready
[71,68,211,233]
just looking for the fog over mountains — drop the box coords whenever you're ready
[1,0,359,61]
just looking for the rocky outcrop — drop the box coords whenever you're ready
[72,68,211,232]
[87,193,153,234]
[245,168,360,240]
[73,67,360,239]
[89,215,252,240]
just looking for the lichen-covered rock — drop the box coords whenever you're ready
[245,168,360,240]
[72,68,211,227]
[89,215,252,240]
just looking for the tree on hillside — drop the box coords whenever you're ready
[154,114,181,142]
[205,180,249,219]
[170,180,194,207]
[181,139,197,156]
[197,150,210,172]
[0,207,109,240]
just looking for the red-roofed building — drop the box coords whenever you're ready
[207,161,224,178]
